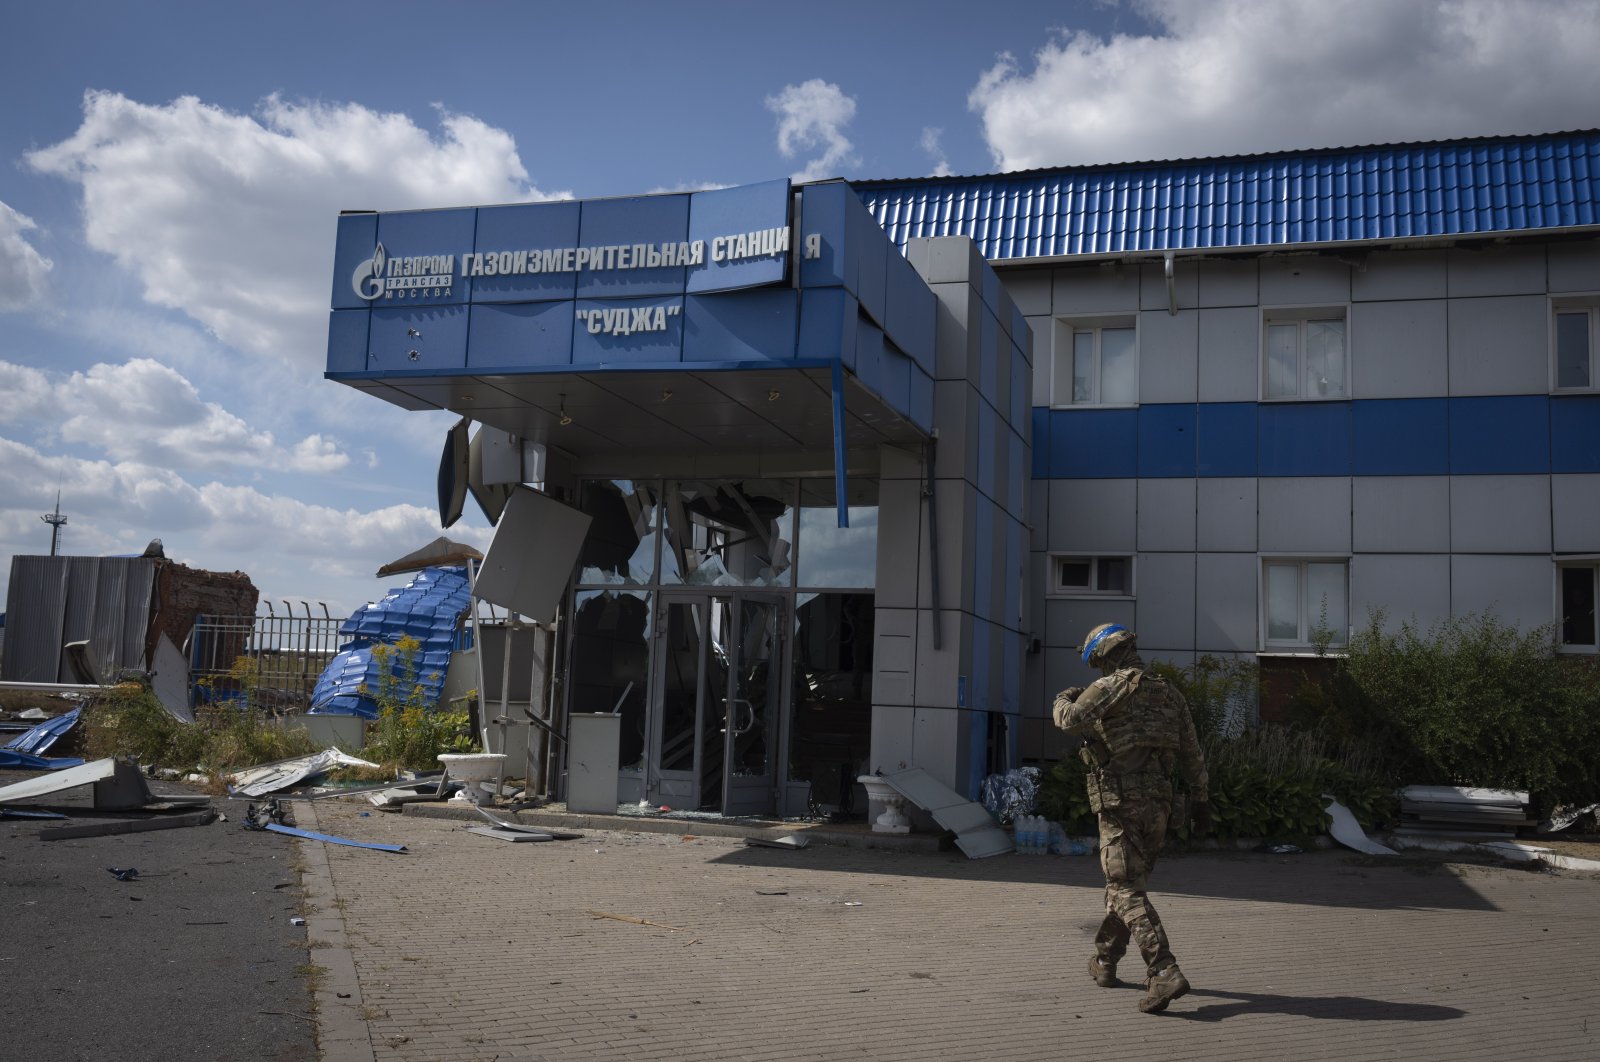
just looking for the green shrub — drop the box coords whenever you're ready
[357,636,478,771]
[81,682,315,776]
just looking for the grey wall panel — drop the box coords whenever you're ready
[1028,315,1054,406]
[1195,552,1259,651]
[870,704,916,775]
[1451,554,1554,633]
[2,557,66,682]
[1045,597,1135,651]
[1047,479,1137,551]
[1053,262,1141,314]
[1352,476,1450,553]
[1553,474,1600,552]
[1548,242,1600,293]
[911,705,964,782]
[1352,250,1447,302]
[1197,478,1258,552]
[932,380,978,481]
[1044,645,1097,713]
[1197,259,1258,307]
[874,477,923,609]
[1447,245,1546,298]
[913,610,962,710]
[1135,552,1196,650]
[1138,478,1197,551]
[1259,477,1352,553]
[1141,258,1198,311]
[1028,480,1049,551]
[1260,256,1351,306]
[1197,306,1261,401]
[1351,554,1451,634]
[1138,309,1199,403]
[1450,475,1551,553]
[1446,295,1549,395]
[1003,268,1052,315]
[1024,550,1045,632]
[1350,299,1448,398]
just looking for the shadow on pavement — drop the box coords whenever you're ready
[1168,987,1466,1023]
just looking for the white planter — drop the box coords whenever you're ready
[857,774,911,834]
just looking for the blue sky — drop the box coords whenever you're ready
[2,0,1598,617]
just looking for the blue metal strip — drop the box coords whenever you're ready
[831,359,849,528]
[326,358,841,382]
[263,822,407,853]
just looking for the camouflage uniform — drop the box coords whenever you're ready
[1052,639,1207,1001]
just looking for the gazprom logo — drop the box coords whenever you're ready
[350,243,455,301]
[351,243,387,301]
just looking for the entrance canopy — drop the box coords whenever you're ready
[325,181,936,463]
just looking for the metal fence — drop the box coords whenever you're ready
[189,607,345,713]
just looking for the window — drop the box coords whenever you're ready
[1553,299,1600,390]
[1050,554,1133,597]
[1559,562,1598,651]
[1264,310,1347,399]
[1262,559,1348,648]
[1053,316,1136,405]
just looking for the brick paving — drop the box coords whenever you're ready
[295,800,1600,1062]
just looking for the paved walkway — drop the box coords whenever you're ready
[295,800,1600,1062]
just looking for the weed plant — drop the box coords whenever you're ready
[357,635,477,771]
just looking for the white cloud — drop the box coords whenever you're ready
[969,0,1600,170]
[0,200,54,311]
[766,79,860,182]
[1,357,350,473]
[26,92,559,371]
[0,434,490,613]
[920,127,953,178]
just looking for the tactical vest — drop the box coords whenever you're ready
[1079,668,1185,810]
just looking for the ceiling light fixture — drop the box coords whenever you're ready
[558,393,573,426]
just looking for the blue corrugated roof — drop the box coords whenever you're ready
[850,131,1600,259]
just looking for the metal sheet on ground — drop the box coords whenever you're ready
[0,757,118,803]
[881,767,1013,859]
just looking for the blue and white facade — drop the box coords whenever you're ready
[326,130,1600,811]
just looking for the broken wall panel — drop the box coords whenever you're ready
[1,556,157,683]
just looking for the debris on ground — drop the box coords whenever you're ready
[1395,785,1531,840]
[227,748,382,798]
[979,766,1040,824]
[242,798,406,853]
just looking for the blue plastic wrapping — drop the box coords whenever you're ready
[980,766,1041,825]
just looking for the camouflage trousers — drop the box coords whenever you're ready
[1093,800,1177,977]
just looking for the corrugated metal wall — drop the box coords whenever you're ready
[1,556,158,683]
[853,131,1600,259]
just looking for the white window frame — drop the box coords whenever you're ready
[1556,558,1599,654]
[1550,295,1600,393]
[1048,553,1135,599]
[1260,557,1350,651]
[1261,306,1349,401]
[1052,315,1138,407]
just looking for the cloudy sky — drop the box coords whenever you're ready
[2,0,1597,618]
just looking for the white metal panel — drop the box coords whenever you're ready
[1197,306,1260,401]
[1548,243,1600,293]
[1001,268,1052,316]
[1197,478,1258,552]
[475,487,593,624]
[1351,554,1451,634]
[1450,555,1555,633]
[1446,245,1547,298]
[1134,552,1196,652]
[1351,300,1449,398]
[1195,553,1259,652]
[1140,258,1197,311]
[1259,477,1352,553]
[1446,295,1549,396]
[1137,309,1199,403]
[1052,261,1140,314]
[1196,258,1259,308]
[1353,476,1450,553]
[874,478,922,609]
[1137,478,1197,552]
[1045,597,1136,653]
[1451,476,1551,552]
[1553,474,1600,551]
[1352,250,1448,302]
[1260,257,1351,305]
[1047,479,1137,552]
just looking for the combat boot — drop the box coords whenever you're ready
[1138,964,1190,1013]
[1087,954,1118,988]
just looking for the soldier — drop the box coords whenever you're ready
[1052,623,1209,1014]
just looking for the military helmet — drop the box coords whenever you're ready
[1081,623,1136,665]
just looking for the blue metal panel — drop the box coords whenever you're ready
[571,297,685,365]
[1031,406,1052,477]
[851,192,887,328]
[973,497,993,622]
[884,249,936,375]
[683,289,798,363]
[1049,408,1138,478]
[797,183,851,289]
[1138,403,1198,477]
[470,201,581,304]
[1551,394,1600,473]
[1259,402,1351,476]
[909,365,934,433]
[1450,395,1550,473]
[686,179,792,294]
[327,309,371,374]
[331,213,379,310]
[978,307,999,409]
[1007,424,1026,512]
[466,302,575,370]
[854,131,1600,259]
[797,288,857,368]
[854,316,884,397]
[374,208,477,303]
[576,195,689,298]
[1352,398,1450,475]
[1008,346,1027,428]
[1002,628,1021,714]
[369,304,469,373]
[969,618,991,709]
[976,399,997,496]
[1003,521,1023,634]
[1197,402,1257,477]
[878,343,913,419]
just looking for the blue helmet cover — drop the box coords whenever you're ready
[1081,624,1128,663]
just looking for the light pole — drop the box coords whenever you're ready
[41,491,67,556]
